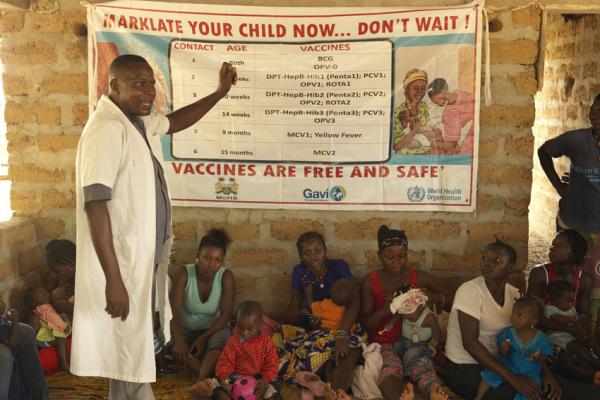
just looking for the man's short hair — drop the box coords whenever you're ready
[109,54,149,79]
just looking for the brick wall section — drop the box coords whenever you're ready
[0,0,542,317]
[0,218,44,296]
[529,14,600,256]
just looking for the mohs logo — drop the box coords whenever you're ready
[407,186,425,202]
[303,186,347,202]
[215,177,239,200]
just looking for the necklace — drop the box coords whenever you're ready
[302,267,327,288]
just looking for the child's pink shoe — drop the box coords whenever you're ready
[294,371,326,397]
[231,375,257,400]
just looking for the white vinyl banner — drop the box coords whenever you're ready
[87,0,483,211]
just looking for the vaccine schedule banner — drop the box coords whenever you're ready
[87,0,483,211]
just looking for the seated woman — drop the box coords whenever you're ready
[278,231,362,393]
[360,225,453,400]
[528,230,592,340]
[0,294,50,399]
[45,239,76,318]
[170,228,235,394]
[444,238,561,400]
[528,230,600,399]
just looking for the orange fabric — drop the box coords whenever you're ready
[311,299,345,330]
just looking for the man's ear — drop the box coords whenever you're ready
[109,78,119,95]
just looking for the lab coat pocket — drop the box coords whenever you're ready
[113,235,137,283]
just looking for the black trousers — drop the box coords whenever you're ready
[443,360,517,400]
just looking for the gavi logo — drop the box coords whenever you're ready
[303,186,346,202]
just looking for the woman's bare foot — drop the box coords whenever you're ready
[593,370,600,385]
[323,384,336,400]
[399,382,414,400]
[429,382,450,400]
[190,378,214,397]
[337,390,351,400]
[323,384,351,400]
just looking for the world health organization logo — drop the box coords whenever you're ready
[329,186,346,202]
[407,186,425,202]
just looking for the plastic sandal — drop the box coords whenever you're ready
[294,371,326,396]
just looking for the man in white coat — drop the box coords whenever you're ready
[73,54,236,399]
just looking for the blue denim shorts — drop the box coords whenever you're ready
[182,326,231,350]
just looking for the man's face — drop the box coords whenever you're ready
[589,99,600,146]
[110,62,156,118]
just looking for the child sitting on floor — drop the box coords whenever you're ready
[191,300,280,399]
[309,278,354,330]
[544,280,600,383]
[383,288,450,400]
[24,286,71,371]
[475,296,554,400]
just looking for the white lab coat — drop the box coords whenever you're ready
[72,95,173,383]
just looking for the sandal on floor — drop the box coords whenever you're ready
[157,364,179,376]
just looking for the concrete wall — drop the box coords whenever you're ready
[529,13,600,255]
[0,0,542,317]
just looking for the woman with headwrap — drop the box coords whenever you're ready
[360,225,453,400]
[393,69,443,154]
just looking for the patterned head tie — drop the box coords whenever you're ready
[390,288,428,315]
[377,225,408,251]
[403,68,428,88]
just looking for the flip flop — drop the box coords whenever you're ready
[294,371,326,396]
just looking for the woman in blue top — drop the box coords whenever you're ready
[279,231,363,394]
[171,228,235,385]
